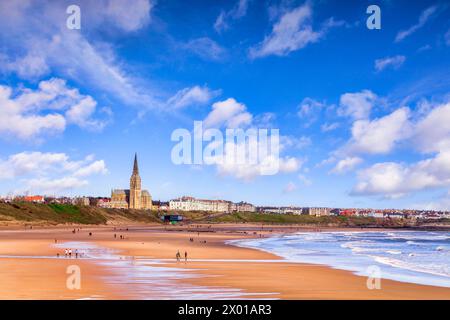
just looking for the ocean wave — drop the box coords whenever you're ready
[386,250,402,255]
[369,255,450,278]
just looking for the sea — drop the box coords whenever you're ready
[228,230,450,288]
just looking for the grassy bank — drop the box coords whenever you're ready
[207,212,413,227]
[0,202,161,225]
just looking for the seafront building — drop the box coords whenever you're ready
[169,196,231,213]
[169,197,257,213]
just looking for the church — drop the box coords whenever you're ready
[109,153,152,210]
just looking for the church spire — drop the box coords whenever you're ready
[133,153,139,175]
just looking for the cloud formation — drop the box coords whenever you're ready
[0,78,111,141]
[249,3,343,58]
[375,55,406,72]
[331,157,363,174]
[337,90,377,120]
[204,98,253,129]
[350,101,450,199]
[395,5,439,42]
[214,0,250,33]
[181,37,228,61]
[0,152,107,195]
[352,150,450,198]
[167,86,220,110]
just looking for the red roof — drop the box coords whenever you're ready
[24,196,44,202]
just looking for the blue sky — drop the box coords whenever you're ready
[1,0,450,210]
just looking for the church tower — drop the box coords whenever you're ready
[129,153,142,209]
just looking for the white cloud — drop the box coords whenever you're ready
[321,122,340,132]
[214,152,302,181]
[25,177,89,195]
[0,53,49,79]
[204,134,303,181]
[297,97,333,127]
[249,3,343,58]
[73,160,108,177]
[0,79,110,141]
[395,5,439,42]
[200,97,303,181]
[281,135,312,150]
[338,90,377,120]
[204,98,253,128]
[214,0,250,33]
[101,0,153,32]
[249,4,318,58]
[413,102,450,153]
[346,107,411,155]
[181,37,227,61]
[0,152,108,195]
[167,86,220,109]
[375,55,406,72]
[352,150,450,198]
[279,157,303,173]
[65,96,109,130]
[298,98,325,118]
[331,157,363,174]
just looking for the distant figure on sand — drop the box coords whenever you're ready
[64,249,68,258]
[75,249,78,259]
[176,250,181,262]
[68,249,72,258]
[184,251,187,263]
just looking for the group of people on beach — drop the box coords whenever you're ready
[176,250,188,263]
[56,248,81,259]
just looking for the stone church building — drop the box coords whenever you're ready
[109,154,152,210]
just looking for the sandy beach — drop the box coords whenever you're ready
[0,224,449,300]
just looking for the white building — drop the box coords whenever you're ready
[169,196,231,213]
[368,212,384,219]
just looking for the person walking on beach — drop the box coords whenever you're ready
[75,249,78,259]
[176,250,181,262]
[184,251,187,263]
[64,249,68,258]
[68,249,72,258]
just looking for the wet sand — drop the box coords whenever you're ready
[0,224,449,299]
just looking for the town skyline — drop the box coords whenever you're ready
[1,149,450,212]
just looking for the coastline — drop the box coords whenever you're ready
[0,224,449,299]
